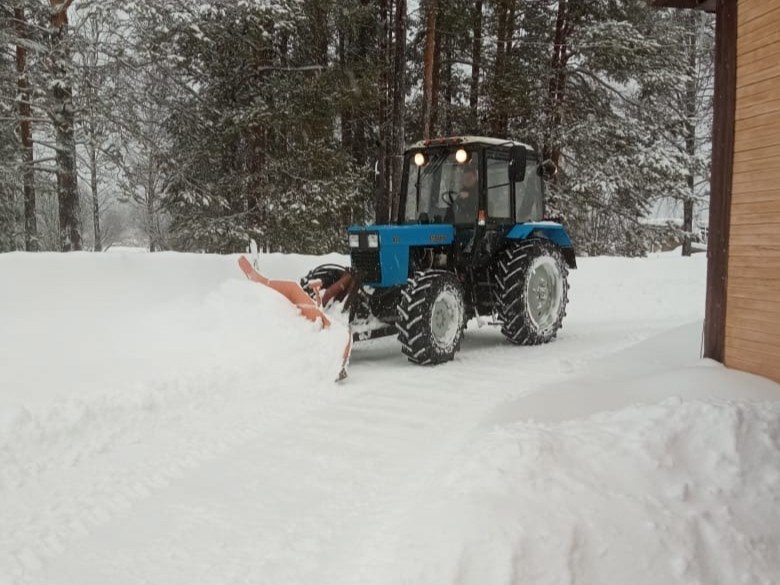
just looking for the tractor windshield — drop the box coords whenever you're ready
[403,150,480,225]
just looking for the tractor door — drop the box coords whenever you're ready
[515,159,544,222]
[485,149,512,226]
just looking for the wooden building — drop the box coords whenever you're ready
[650,0,780,382]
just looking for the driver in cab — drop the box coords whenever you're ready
[453,161,478,223]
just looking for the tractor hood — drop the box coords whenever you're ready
[348,224,455,247]
[347,224,456,287]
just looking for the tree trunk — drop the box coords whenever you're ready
[390,0,407,221]
[338,23,352,153]
[14,5,37,251]
[49,0,81,251]
[349,0,373,165]
[144,152,162,253]
[421,0,437,140]
[305,0,329,142]
[469,0,483,132]
[375,0,390,224]
[311,0,328,69]
[147,182,157,252]
[489,0,515,137]
[442,39,453,135]
[431,14,441,137]
[682,14,697,257]
[544,0,570,171]
[89,145,102,251]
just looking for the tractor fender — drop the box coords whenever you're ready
[505,222,577,269]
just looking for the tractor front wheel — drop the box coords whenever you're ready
[494,239,569,345]
[397,271,465,365]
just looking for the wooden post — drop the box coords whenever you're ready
[703,0,736,362]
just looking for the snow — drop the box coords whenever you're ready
[1,249,778,585]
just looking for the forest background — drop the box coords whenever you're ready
[0,0,713,256]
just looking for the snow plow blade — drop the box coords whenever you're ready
[238,256,351,381]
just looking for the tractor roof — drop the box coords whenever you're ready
[408,136,534,151]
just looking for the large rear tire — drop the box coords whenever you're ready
[494,239,569,345]
[397,271,465,365]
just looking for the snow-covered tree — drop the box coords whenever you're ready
[638,10,714,256]
[132,0,373,253]
[72,3,121,251]
[1,1,43,251]
[0,43,20,252]
[0,0,713,257]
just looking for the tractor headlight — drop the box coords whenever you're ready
[349,234,360,248]
[455,148,469,163]
[367,233,379,248]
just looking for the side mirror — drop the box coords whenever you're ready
[508,145,527,182]
[538,159,557,179]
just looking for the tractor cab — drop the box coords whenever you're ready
[399,137,545,229]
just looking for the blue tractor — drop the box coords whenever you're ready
[302,136,577,365]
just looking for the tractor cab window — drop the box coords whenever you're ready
[486,150,511,222]
[516,161,543,222]
[404,150,480,225]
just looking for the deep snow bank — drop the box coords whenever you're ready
[390,362,780,585]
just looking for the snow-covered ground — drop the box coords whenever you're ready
[1,250,778,585]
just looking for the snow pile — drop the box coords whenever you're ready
[391,363,780,585]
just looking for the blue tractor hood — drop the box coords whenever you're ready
[347,224,455,287]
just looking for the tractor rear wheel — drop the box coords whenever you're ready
[494,238,569,345]
[397,271,465,365]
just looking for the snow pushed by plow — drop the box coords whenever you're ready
[1,250,779,585]
[0,252,348,584]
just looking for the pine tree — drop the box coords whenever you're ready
[639,10,714,256]
[506,0,713,256]
[138,0,372,253]
[48,0,81,251]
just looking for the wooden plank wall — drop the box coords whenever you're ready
[726,0,780,382]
